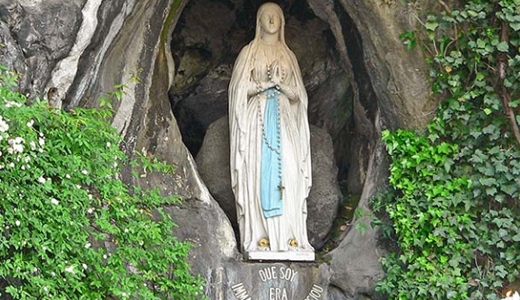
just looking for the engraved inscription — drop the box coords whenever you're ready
[304,284,324,300]
[269,287,288,300]
[232,283,252,300]
[230,266,323,299]
[259,266,298,283]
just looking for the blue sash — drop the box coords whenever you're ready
[261,89,283,218]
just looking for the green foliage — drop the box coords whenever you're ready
[377,0,520,299]
[0,68,205,299]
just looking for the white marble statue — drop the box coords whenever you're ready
[229,2,314,261]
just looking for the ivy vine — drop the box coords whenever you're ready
[376,0,520,299]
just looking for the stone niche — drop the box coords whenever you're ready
[170,0,356,178]
[169,0,374,250]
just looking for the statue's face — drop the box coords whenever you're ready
[259,7,281,35]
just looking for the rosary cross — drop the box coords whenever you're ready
[278,183,285,200]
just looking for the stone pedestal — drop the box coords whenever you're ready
[206,261,332,300]
[246,251,315,262]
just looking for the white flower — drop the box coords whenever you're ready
[25,156,30,163]
[30,141,36,150]
[88,194,93,200]
[15,220,20,226]
[43,286,48,292]
[124,228,129,233]
[5,101,21,108]
[38,177,46,184]
[39,132,44,137]
[13,144,23,153]
[82,263,87,270]
[65,174,71,179]
[42,246,46,251]
[21,165,25,170]
[26,120,34,127]
[64,265,74,273]
[85,242,91,249]
[51,198,59,205]
[87,208,94,214]
[122,292,127,297]
[9,162,14,168]
[38,138,45,146]
[106,142,111,148]
[103,254,107,259]
[38,148,43,153]
[0,117,8,132]
[81,170,88,175]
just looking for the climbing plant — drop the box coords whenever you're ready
[0,67,205,299]
[376,0,520,299]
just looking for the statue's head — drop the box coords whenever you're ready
[255,2,285,42]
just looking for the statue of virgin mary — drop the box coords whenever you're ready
[229,2,314,261]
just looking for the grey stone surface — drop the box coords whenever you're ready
[308,0,435,130]
[0,0,442,298]
[0,21,29,94]
[327,285,348,300]
[194,117,235,225]
[326,139,389,300]
[196,116,342,248]
[0,0,86,98]
[308,126,343,248]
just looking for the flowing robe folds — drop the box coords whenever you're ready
[229,41,312,253]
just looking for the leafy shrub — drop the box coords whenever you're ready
[0,67,204,299]
[376,0,520,299]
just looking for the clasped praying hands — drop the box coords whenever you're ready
[268,60,286,87]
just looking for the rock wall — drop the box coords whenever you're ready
[0,0,437,299]
[0,0,239,283]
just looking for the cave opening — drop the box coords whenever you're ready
[169,0,379,250]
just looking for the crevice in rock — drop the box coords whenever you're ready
[333,1,380,196]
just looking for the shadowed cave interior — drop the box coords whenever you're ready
[168,0,379,251]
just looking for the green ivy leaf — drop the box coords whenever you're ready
[497,41,509,52]
[425,21,439,31]
[509,100,520,108]
[510,23,520,31]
